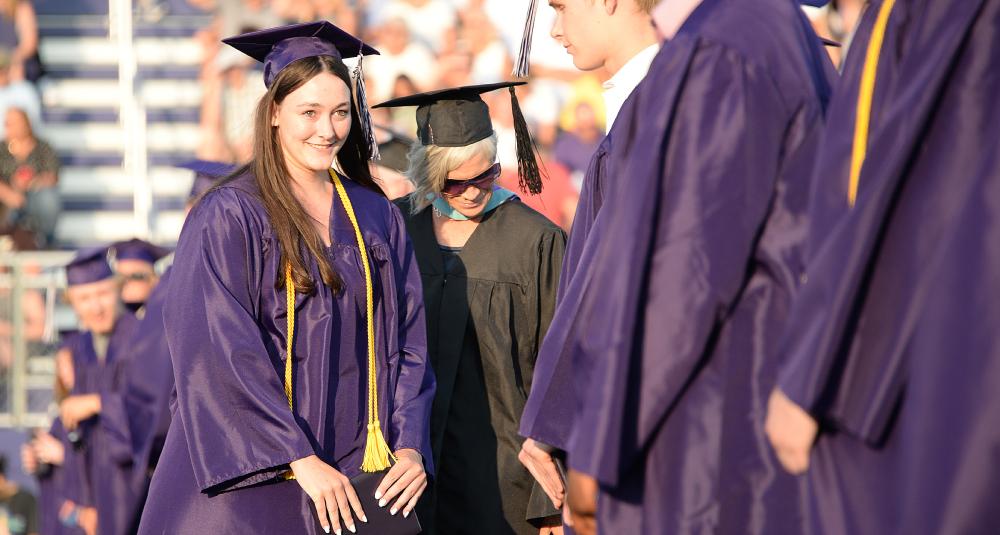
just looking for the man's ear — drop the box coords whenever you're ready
[604,0,620,16]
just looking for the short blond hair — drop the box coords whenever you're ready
[405,134,499,214]
[590,0,659,14]
[637,0,659,13]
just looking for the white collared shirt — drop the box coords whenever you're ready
[602,43,661,132]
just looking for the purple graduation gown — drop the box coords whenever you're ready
[564,0,834,532]
[36,419,82,535]
[777,0,1000,532]
[519,63,647,452]
[138,172,434,534]
[61,314,141,535]
[98,268,177,534]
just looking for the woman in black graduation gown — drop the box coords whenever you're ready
[376,82,566,535]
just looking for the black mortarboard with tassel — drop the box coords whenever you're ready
[373,81,546,195]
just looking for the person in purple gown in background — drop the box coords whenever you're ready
[107,239,168,316]
[766,1,1000,533]
[87,161,236,535]
[137,21,434,535]
[56,248,140,535]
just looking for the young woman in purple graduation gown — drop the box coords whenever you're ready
[137,22,434,535]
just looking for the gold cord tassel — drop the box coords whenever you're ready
[284,262,295,410]
[282,262,297,480]
[331,170,395,472]
[281,172,395,473]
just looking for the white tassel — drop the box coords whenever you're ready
[512,0,538,78]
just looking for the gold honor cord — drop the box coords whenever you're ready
[283,171,396,476]
[848,0,897,206]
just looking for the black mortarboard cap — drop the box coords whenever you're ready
[374,81,546,194]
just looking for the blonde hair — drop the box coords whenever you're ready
[405,134,498,214]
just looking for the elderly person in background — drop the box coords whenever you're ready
[0,107,59,248]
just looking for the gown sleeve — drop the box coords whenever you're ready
[385,203,436,471]
[567,40,791,486]
[163,188,315,493]
[99,275,174,469]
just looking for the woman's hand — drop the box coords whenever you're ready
[290,454,366,534]
[374,449,427,519]
[59,394,101,431]
[566,469,598,535]
[765,388,819,474]
[519,438,565,508]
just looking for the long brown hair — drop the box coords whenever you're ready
[249,54,382,294]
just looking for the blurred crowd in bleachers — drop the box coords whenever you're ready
[192,0,610,229]
[0,0,868,251]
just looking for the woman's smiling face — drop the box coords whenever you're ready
[272,71,353,176]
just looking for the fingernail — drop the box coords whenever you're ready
[361,515,368,523]
[347,524,356,534]
[374,490,382,500]
[378,498,387,508]
[390,507,397,516]
[403,510,410,519]
[322,527,330,534]
[333,529,341,535]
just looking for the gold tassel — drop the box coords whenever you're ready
[281,172,396,475]
[284,262,295,410]
[361,420,395,472]
[330,170,396,472]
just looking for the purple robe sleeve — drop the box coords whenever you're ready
[96,360,135,467]
[566,40,791,486]
[163,189,315,493]
[386,204,435,471]
[99,275,175,470]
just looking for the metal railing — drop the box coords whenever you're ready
[0,250,76,429]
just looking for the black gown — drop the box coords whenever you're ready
[396,197,565,534]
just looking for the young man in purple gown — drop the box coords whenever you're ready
[548,0,835,532]
[767,1,1000,533]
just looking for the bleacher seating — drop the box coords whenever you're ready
[35,0,212,247]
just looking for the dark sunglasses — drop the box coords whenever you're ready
[441,163,501,197]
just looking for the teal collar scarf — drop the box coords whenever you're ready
[430,187,518,221]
